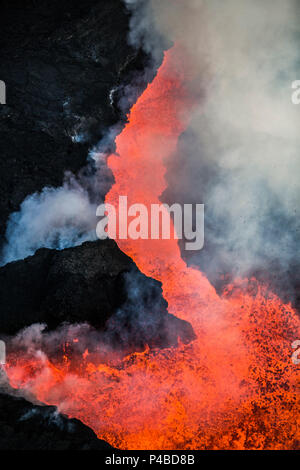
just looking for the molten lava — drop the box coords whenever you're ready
[6,46,300,450]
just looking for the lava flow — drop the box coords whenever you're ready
[6,46,300,450]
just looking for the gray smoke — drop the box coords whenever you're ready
[1,150,112,266]
[125,0,300,285]
[2,0,300,292]
[5,265,189,365]
[0,57,157,267]
[2,178,97,265]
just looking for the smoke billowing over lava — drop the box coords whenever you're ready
[5,44,300,450]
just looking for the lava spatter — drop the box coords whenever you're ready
[6,46,300,450]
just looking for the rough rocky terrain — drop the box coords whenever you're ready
[0,0,168,450]
[0,239,194,348]
[0,0,157,243]
[0,387,112,450]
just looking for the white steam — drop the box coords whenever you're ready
[1,171,99,266]
[126,0,300,278]
[2,0,299,282]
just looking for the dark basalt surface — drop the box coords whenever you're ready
[0,0,155,243]
[0,239,195,348]
[0,389,112,450]
[0,0,172,450]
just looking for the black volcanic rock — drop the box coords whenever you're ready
[0,391,112,450]
[0,0,159,243]
[0,239,195,348]
[0,0,189,453]
[0,0,179,352]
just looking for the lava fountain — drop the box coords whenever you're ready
[6,46,300,450]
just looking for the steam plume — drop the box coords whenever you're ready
[126,0,300,286]
[2,0,300,294]
[1,151,112,265]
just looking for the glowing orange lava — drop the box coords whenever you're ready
[6,46,300,450]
